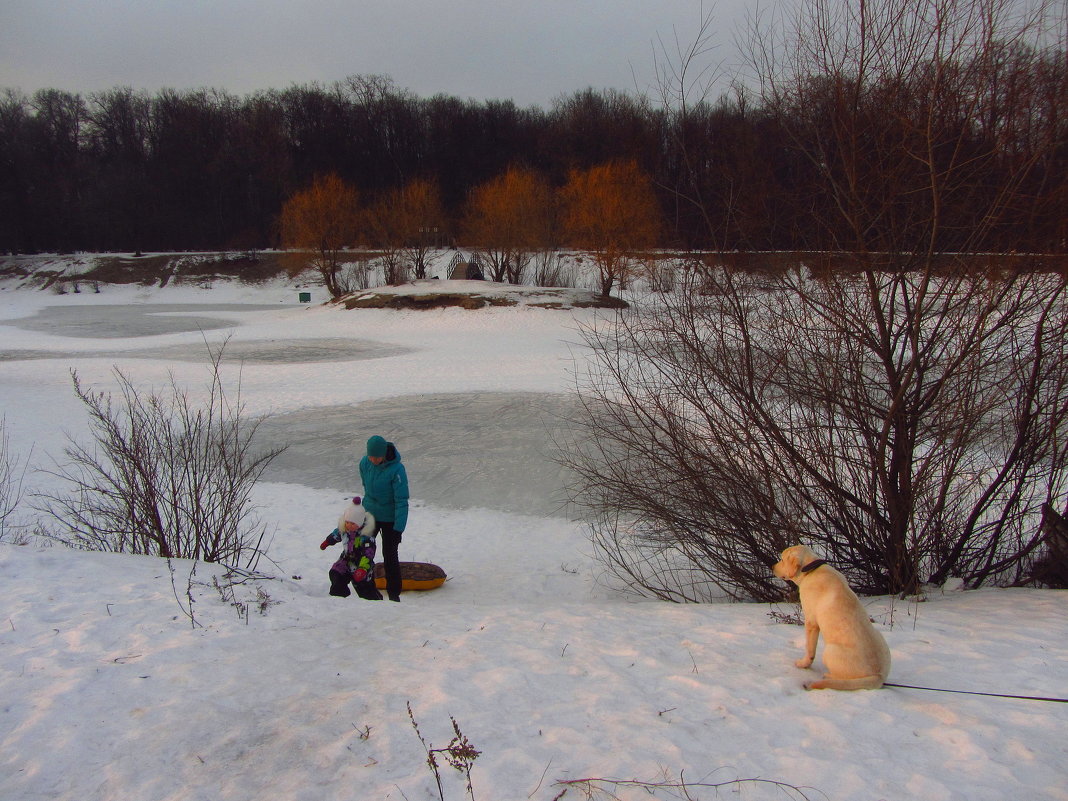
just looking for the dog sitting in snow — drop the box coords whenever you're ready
[772,545,891,691]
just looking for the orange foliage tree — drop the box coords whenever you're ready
[561,160,662,296]
[365,193,406,285]
[463,166,555,283]
[367,178,446,280]
[279,173,360,298]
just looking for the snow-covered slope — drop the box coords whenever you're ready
[1,270,1065,801]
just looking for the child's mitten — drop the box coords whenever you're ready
[320,529,341,550]
[352,554,373,583]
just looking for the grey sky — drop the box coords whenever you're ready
[0,0,749,109]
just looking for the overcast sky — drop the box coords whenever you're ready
[0,0,751,109]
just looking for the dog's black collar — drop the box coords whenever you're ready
[800,559,827,573]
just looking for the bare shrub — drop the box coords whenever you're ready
[565,267,1068,600]
[0,417,29,544]
[375,252,409,286]
[37,346,285,567]
[532,250,575,288]
[582,0,1068,602]
[336,257,373,294]
[645,256,677,292]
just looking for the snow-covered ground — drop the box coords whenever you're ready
[1,272,1066,801]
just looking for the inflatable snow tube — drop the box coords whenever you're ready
[374,561,447,591]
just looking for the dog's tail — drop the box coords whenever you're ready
[806,674,886,691]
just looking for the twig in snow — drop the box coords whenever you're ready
[167,557,201,629]
[553,771,824,800]
[528,759,553,799]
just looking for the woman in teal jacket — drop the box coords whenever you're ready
[359,435,409,601]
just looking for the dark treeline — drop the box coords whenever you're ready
[2,43,1066,255]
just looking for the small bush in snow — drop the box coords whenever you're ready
[0,417,28,544]
[37,345,285,568]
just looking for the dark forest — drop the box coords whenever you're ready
[2,33,1065,257]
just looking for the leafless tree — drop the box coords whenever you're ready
[37,346,285,567]
[565,0,1068,602]
[745,0,1063,256]
[567,265,1068,600]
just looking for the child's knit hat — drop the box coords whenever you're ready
[338,497,369,532]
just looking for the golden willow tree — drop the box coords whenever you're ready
[561,160,662,296]
[365,178,447,282]
[395,178,447,279]
[462,166,555,284]
[279,173,360,298]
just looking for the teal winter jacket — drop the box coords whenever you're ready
[359,441,409,533]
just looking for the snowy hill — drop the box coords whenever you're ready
[1,266,1066,801]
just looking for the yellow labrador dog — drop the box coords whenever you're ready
[773,545,891,690]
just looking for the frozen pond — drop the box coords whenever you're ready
[5,303,281,338]
[257,392,581,518]
[0,303,414,362]
[2,302,580,517]
[0,337,412,364]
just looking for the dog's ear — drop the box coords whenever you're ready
[781,547,801,579]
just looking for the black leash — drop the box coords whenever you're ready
[884,682,1068,704]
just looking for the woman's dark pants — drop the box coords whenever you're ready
[374,521,403,601]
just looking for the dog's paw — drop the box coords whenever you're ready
[795,657,813,669]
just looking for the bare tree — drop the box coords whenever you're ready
[745,0,1062,256]
[565,0,1068,601]
[37,346,285,567]
[568,266,1068,600]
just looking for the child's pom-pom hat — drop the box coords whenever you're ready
[339,497,367,531]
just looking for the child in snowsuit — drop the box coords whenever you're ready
[320,497,382,600]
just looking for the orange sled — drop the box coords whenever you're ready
[374,561,447,591]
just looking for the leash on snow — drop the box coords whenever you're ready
[883,682,1068,704]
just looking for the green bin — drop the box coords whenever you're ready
[298,292,311,303]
